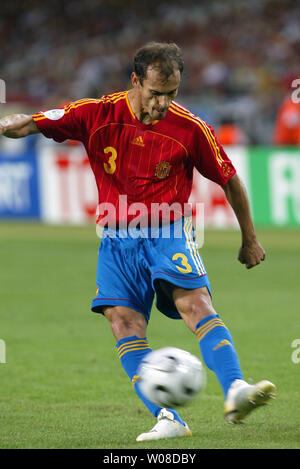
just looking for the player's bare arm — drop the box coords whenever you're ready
[0,114,39,138]
[222,173,265,269]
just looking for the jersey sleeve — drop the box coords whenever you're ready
[32,99,102,143]
[190,119,236,186]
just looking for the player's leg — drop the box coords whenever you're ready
[103,305,147,341]
[172,285,243,397]
[173,284,275,423]
[103,305,188,434]
[91,233,189,440]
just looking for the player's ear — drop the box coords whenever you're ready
[131,72,141,89]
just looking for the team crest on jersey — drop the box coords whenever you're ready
[43,109,65,120]
[155,161,172,179]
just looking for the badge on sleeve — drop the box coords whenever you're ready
[43,109,65,120]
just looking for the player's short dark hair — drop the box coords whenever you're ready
[133,42,184,84]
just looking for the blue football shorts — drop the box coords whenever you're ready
[91,217,211,321]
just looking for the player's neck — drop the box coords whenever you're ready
[127,89,154,125]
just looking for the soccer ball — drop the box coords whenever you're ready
[137,347,206,408]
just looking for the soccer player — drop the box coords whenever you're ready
[0,42,275,441]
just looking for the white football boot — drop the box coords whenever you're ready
[136,408,192,441]
[224,379,276,424]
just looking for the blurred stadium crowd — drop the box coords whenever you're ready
[1,0,299,144]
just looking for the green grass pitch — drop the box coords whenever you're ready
[0,223,299,449]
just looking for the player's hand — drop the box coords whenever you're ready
[238,240,265,269]
[0,114,39,138]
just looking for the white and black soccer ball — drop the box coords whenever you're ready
[137,347,206,408]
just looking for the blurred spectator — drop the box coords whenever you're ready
[1,0,300,144]
[216,118,249,145]
[273,95,300,145]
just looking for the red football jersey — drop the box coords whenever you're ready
[32,91,236,225]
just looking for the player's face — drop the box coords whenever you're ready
[133,66,181,122]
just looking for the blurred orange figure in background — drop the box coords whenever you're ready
[216,118,249,145]
[273,96,300,145]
